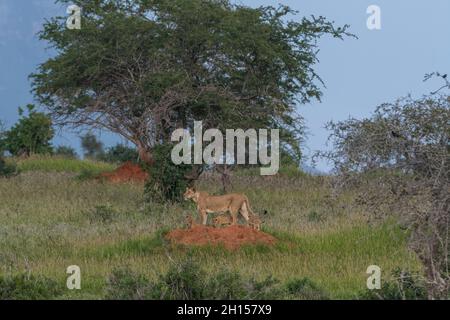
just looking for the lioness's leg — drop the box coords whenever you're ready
[230,208,238,225]
[240,202,250,224]
[200,210,208,225]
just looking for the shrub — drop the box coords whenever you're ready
[3,105,54,156]
[105,258,328,300]
[359,269,427,300]
[144,143,195,203]
[0,273,63,300]
[105,268,153,300]
[156,258,207,300]
[285,278,329,299]
[0,158,18,178]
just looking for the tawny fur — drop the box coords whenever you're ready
[185,214,197,229]
[183,187,259,226]
[212,214,233,228]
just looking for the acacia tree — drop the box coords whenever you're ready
[31,0,353,174]
[319,77,449,299]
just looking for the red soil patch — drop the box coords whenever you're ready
[165,225,277,250]
[99,161,148,183]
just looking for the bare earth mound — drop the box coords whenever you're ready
[165,225,277,250]
[99,161,148,183]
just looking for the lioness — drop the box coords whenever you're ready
[213,214,233,228]
[183,187,256,225]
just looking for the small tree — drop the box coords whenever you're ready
[54,145,78,159]
[100,144,139,164]
[80,133,104,160]
[3,105,54,157]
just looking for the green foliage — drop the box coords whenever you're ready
[31,0,354,163]
[3,105,54,156]
[359,269,427,300]
[15,155,115,174]
[154,258,209,300]
[80,133,104,160]
[0,158,18,178]
[285,278,329,299]
[100,144,139,164]
[105,258,327,300]
[144,143,194,203]
[54,145,78,159]
[0,273,63,300]
[105,269,153,300]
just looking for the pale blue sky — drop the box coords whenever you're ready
[0,0,449,171]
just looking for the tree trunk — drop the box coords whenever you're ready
[136,140,153,166]
[216,164,232,193]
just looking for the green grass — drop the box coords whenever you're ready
[0,157,421,299]
[13,155,116,174]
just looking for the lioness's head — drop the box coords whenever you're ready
[183,187,197,201]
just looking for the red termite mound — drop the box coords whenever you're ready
[99,161,148,183]
[165,225,276,250]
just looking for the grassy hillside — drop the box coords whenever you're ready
[0,157,421,299]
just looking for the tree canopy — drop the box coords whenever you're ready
[31,0,353,165]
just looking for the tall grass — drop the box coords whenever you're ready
[0,157,421,299]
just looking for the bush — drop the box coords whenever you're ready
[285,278,329,299]
[0,158,18,178]
[156,258,208,299]
[3,105,54,156]
[0,273,63,300]
[105,269,153,300]
[359,269,427,300]
[100,144,139,164]
[144,143,195,203]
[105,258,328,300]
[54,145,78,159]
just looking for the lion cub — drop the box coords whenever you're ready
[213,214,233,228]
[185,214,197,229]
[248,214,262,231]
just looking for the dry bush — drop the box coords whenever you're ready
[318,91,449,299]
